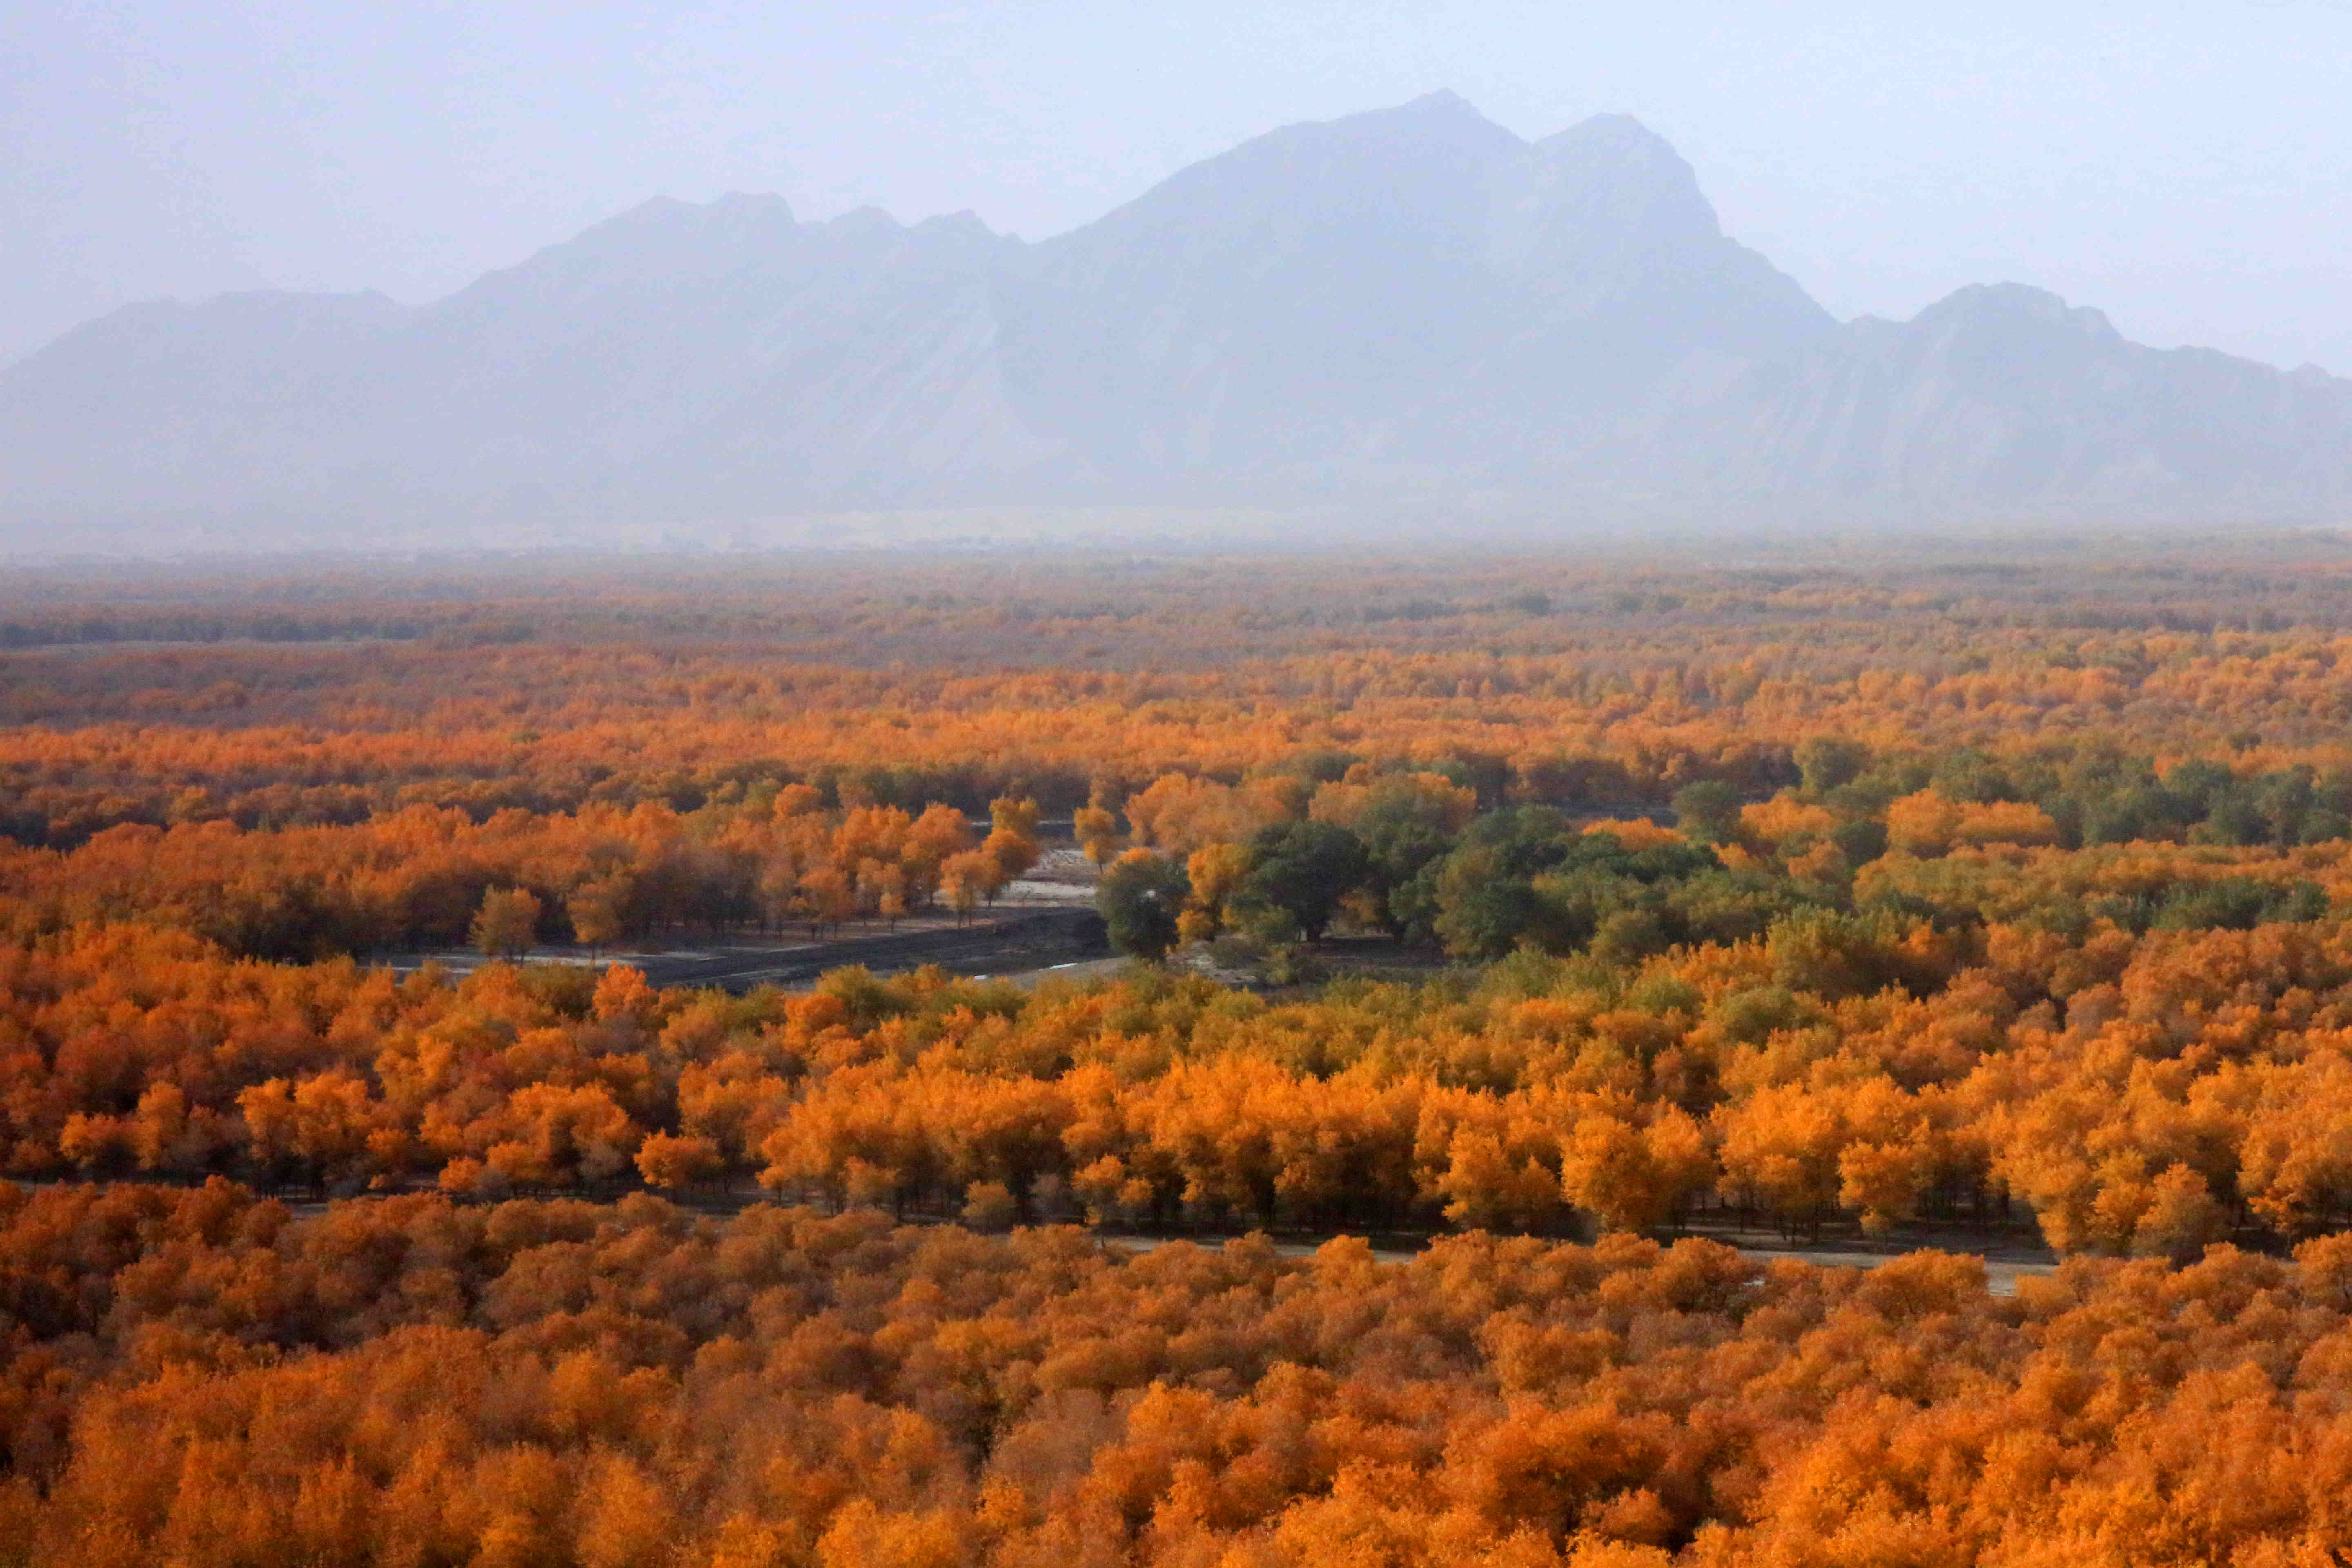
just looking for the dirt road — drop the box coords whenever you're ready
[382,905,1111,992]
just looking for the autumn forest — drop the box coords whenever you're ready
[10,538,2352,1565]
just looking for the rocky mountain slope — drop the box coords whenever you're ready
[5,92,2345,543]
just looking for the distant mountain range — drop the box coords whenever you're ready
[7,91,2350,546]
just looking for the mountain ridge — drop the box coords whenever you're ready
[5,94,2347,544]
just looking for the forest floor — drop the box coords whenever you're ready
[369,845,1527,994]
[381,848,1114,990]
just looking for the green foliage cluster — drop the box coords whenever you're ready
[1097,742,2352,966]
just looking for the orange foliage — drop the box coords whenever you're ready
[0,1184,2347,1565]
[11,548,2352,1560]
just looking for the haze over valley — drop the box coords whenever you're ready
[7,92,2349,552]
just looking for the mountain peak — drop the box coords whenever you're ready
[1371,89,1516,140]
[7,97,2346,538]
[1532,114,1708,203]
[1056,90,1522,254]
[825,206,903,237]
[1281,89,1519,152]
[1544,112,1673,152]
[1483,109,1730,283]
[1919,282,2123,343]
[1402,88,1475,113]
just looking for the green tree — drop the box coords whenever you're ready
[1430,807,1580,959]
[1097,849,1190,960]
[1830,816,1889,866]
[1589,907,1671,967]
[1433,844,1547,960]
[1669,781,1742,846]
[1794,736,1871,795]
[1233,821,1368,942]
[1349,780,1470,937]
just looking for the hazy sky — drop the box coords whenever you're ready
[7,1,2351,370]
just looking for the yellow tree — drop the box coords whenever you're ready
[1179,841,1252,943]
[471,886,542,959]
[1074,796,1125,865]
[937,849,993,924]
[635,1131,724,1192]
[1559,1099,1713,1234]
[983,797,1042,886]
[567,879,626,953]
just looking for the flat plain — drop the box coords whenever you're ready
[7,537,2352,1564]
